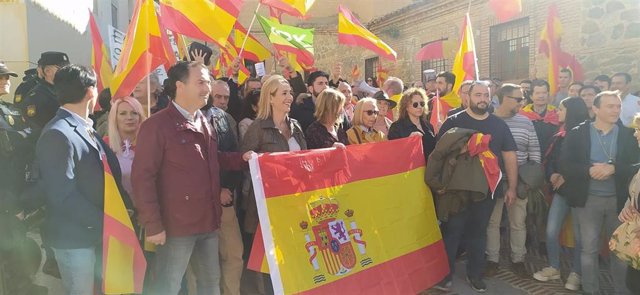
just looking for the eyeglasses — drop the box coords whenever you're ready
[412,101,426,108]
[364,110,379,116]
[507,96,525,103]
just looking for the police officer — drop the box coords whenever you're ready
[20,51,69,130]
[0,63,46,295]
[13,68,38,109]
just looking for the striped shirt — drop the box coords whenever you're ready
[501,113,542,165]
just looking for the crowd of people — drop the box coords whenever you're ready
[1,49,640,295]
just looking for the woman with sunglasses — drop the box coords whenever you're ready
[346,97,386,144]
[388,88,437,158]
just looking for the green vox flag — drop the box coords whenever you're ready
[256,14,315,65]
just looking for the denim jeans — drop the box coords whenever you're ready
[153,231,221,295]
[53,247,97,295]
[545,193,581,273]
[442,196,496,280]
[574,195,629,294]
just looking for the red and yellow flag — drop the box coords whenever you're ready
[110,0,175,99]
[467,133,502,196]
[88,10,113,94]
[159,0,243,48]
[451,13,477,93]
[172,31,190,60]
[539,4,562,95]
[430,91,462,134]
[260,0,315,18]
[247,136,448,294]
[101,156,146,294]
[235,22,272,62]
[489,0,522,22]
[338,5,397,61]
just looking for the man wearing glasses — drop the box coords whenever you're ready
[485,84,541,279]
[20,51,70,131]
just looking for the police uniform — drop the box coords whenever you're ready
[0,64,45,295]
[13,68,38,110]
[20,51,69,130]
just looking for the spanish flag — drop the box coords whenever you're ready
[259,0,315,18]
[451,13,477,93]
[159,0,243,48]
[539,4,562,95]
[110,0,175,99]
[88,10,113,94]
[220,40,251,84]
[101,156,146,294]
[235,22,272,62]
[467,133,502,196]
[430,91,462,134]
[338,5,397,61]
[247,136,448,294]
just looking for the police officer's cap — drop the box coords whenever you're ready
[0,63,18,77]
[37,51,70,67]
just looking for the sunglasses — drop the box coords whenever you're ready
[364,110,379,116]
[507,96,525,103]
[412,101,426,108]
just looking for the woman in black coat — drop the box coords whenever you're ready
[388,87,436,160]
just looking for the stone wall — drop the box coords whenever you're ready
[254,0,640,92]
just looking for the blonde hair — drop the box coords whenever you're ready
[314,88,346,125]
[398,87,429,120]
[257,75,290,120]
[352,97,377,126]
[108,96,146,155]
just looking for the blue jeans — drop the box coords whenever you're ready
[152,231,221,295]
[545,193,581,273]
[574,195,629,294]
[442,196,496,280]
[53,247,97,295]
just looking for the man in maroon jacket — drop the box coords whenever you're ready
[132,61,252,295]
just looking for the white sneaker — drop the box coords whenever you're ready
[533,266,561,282]
[564,272,581,291]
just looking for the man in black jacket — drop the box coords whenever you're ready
[560,90,640,295]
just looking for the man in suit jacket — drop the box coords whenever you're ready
[36,65,128,295]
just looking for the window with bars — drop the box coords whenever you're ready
[364,56,379,86]
[420,40,449,78]
[490,17,530,80]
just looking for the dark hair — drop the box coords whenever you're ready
[579,85,600,96]
[531,79,550,93]
[242,77,261,95]
[593,90,621,108]
[164,61,207,99]
[436,71,456,89]
[240,89,261,121]
[98,88,112,111]
[594,74,611,84]
[306,71,329,87]
[54,64,97,105]
[560,97,590,130]
[520,79,532,85]
[612,72,632,84]
[559,68,572,76]
[496,83,522,103]
[468,80,490,94]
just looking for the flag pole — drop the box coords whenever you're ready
[238,3,262,58]
[467,13,480,80]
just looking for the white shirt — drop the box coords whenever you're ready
[621,93,640,127]
[172,101,199,122]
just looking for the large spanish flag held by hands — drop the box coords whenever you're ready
[101,155,146,294]
[159,0,243,48]
[451,13,477,93]
[338,5,397,61]
[88,10,113,94]
[248,136,448,294]
[256,14,315,66]
[259,0,315,19]
[110,0,174,99]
